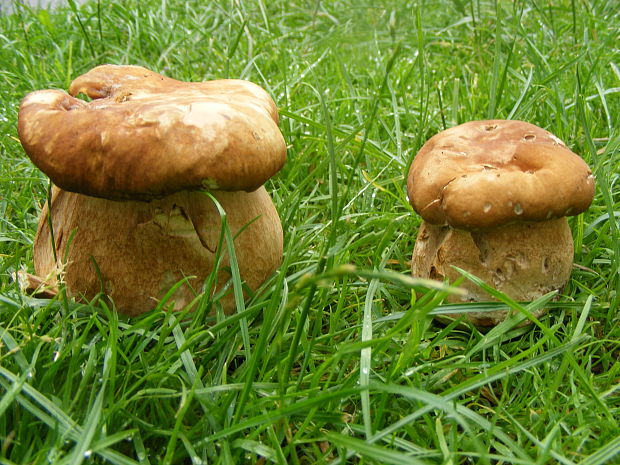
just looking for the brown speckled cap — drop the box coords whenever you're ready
[407,120,595,230]
[17,65,286,200]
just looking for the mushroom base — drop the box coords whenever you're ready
[33,187,283,316]
[411,219,574,326]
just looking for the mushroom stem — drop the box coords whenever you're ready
[33,186,283,316]
[411,218,574,326]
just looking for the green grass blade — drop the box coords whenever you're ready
[360,277,379,438]
[578,436,620,465]
[326,431,430,465]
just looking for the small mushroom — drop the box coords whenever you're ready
[18,65,286,316]
[407,120,595,326]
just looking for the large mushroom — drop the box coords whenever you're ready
[407,120,595,326]
[18,65,286,316]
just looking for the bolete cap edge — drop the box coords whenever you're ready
[18,64,287,200]
[407,120,595,230]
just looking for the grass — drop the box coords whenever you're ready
[0,0,619,463]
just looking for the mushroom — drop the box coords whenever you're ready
[18,64,286,316]
[407,120,595,326]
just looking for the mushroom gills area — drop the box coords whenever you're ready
[34,187,283,316]
[411,218,573,326]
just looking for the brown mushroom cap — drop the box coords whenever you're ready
[17,65,286,200]
[407,120,595,230]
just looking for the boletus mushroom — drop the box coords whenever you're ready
[407,120,595,326]
[18,64,286,316]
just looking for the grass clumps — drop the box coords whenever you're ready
[1,0,619,463]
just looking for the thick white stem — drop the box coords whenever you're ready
[34,187,283,316]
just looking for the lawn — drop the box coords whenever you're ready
[0,0,619,463]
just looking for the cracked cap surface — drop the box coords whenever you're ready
[18,64,286,200]
[407,120,595,230]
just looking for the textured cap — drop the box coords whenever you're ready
[18,65,286,200]
[407,120,595,230]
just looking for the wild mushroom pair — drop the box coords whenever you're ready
[18,66,595,325]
